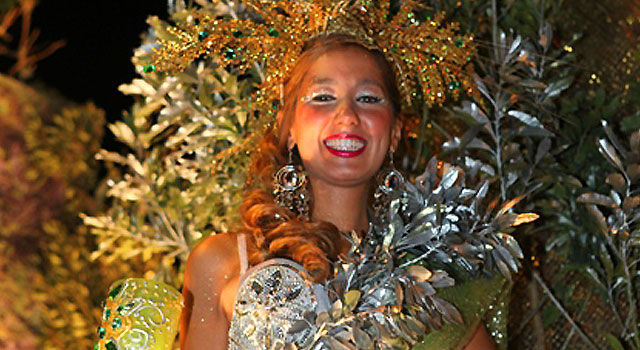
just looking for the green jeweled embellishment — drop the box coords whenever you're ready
[105,340,117,350]
[198,30,209,41]
[94,342,100,350]
[267,28,279,37]
[448,80,461,91]
[103,308,111,321]
[233,30,243,38]
[117,301,135,314]
[142,64,156,73]
[455,38,464,48]
[112,317,122,331]
[224,48,237,59]
[108,283,123,299]
[97,326,106,339]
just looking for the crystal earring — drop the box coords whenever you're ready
[273,146,310,220]
[376,149,405,194]
[373,149,405,219]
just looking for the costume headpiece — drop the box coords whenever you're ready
[152,0,475,117]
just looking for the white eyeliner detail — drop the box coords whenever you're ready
[300,93,386,104]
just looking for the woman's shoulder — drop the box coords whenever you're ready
[184,233,241,286]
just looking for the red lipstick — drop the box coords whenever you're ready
[323,133,367,158]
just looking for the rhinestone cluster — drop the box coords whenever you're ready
[228,261,321,349]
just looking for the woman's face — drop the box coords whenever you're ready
[288,46,399,188]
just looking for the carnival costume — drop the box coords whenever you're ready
[96,1,536,349]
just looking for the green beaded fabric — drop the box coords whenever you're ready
[416,274,510,350]
[95,278,183,350]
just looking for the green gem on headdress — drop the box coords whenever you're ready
[105,341,117,350]
[225,48,237,59]
[448,80,461,91]
[268,28,279,37]
[198,31,209,41]
[142,64,156,73]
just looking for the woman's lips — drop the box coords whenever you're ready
[323,134,367,158]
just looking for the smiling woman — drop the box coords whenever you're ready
[179,34,495,350]
[291,46,398,190]
[95,1,525,349]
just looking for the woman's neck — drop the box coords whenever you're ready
[309,179,370,234]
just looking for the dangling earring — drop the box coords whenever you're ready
[377,149,405,194]
[273,146,311,220]
[373,149,405,218]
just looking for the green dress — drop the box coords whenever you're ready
[417,275,510,350]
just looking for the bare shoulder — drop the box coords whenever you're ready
[184,233,240,288]
[181,234,241,349]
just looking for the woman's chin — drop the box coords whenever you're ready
[309,168,378,188]
[302,152,384,187]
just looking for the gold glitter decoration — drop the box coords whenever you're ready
[152,0,475,116]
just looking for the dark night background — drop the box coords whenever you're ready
[22,1,168,123]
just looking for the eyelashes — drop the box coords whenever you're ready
[311,94,336,102]
[300,92,386,104]
[356,95,383,103]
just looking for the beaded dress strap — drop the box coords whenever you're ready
[237,233,248,276]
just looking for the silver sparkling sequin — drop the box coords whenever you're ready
[228,259,325,350]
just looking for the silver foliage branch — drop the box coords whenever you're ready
[576,126,640,349]
[83,4,261,282]
[288,158,535,349]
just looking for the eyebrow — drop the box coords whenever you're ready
[309,77,335,85]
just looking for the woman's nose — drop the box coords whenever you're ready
[335,100,360,126]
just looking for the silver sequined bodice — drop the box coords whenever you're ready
[227,259,329,350]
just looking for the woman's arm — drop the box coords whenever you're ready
[463,324,496,350]
[180,234,239,350]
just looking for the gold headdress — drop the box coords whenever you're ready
[152,0,475,116]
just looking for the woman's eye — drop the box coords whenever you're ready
[311,94,335,102]
[357,95,383,103]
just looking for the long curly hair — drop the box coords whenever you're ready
[237,33,402,282]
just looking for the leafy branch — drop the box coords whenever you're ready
[577,125,640,349]
[0,0,64,78]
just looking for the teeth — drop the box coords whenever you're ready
[325,138,365,151]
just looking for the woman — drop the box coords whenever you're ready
[179,34,496,350]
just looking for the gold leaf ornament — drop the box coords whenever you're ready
[152,0,475,120]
